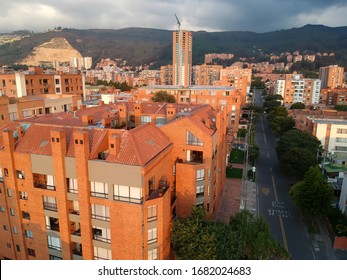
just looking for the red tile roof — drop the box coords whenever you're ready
[106,123,171,166]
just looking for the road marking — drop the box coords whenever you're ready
[261,187,270,195]
[279,216,289,251]
[271,175,278,201]
[263,134,267,145]
[271,175,289,251]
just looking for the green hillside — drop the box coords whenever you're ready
[1,25,347,68]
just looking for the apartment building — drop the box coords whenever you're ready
[0,67,85,98]
[136,85,242,131]
[0,101,228,260]
[275,74,321,106]
[160,65,173,85]
[192,64,222,86]
[172,30,193,87]
[323,88,347,106]
[319,65,345,89]
[218,67,252,99]
[0,94,82,127]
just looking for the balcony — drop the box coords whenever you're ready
[46,217,60,232]
[33,173,55,191]
[43,202,58,212]
[92,228,111,243]
[148,181,169,201]
[34,182,56,191]
[113,195,143,204]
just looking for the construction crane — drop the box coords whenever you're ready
[174,14,181,31]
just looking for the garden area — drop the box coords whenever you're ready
[327,208,347,237]
[226,167,243,179]
[229,149,245,164]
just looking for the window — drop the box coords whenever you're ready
[13,226,18,234]
[22,211,30,220]
[148,205,157,222]
[19,191,28,200]
[16,244,21,252]
[10,208,14,216]
[0,206,5,212]
[113,185,142,203]
[148,248,158,260]
[4,168,8,177]
[67,178,78,193]
[155,117,166,125]
[43,196,58,211]
[94,247,111,260]
[4,225,9,231]
[16,170,25,179]
[148,228,157,244]
[90,182,108,198]
[49,255,62,260]
[186,130,203,146]
[336,137,347,143]
[7,189,12,197]
[196,169,205,181]
[27,248,36,257]
[140,116,152,124]
[91,204,110,221]
[24,230,33,238]
[47,236,62,251]
[92,226,111,243]
[337,128,347,134]
[0,167,3,181]
[196,184,204,197]
[6,243,11,248]
[335,146,347,151]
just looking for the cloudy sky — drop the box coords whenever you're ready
[1,0,347,33]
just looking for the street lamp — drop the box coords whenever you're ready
[252,166,256,181]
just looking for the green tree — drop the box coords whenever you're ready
[290,102,306,109]
[276,129,322,162]
[273,116,296,136]
[152,90,176,103]
[279,147,318,180]
[230,210,290,260]
[289,166,334,222]
[171,207,217,259]
[172,207,289,260]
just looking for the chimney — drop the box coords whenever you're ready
[82,114,93,126]
[108,133,122,157]
[166,104,177,121]
[15,125,24,139]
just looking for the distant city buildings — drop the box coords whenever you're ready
[319,65,345,89]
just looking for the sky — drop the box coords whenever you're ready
[1,0,347,33]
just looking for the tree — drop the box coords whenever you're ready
[230,210,289,260]
[289,166,334,222]
[152,90,176,103]
[171,207,217,259]
[273,116,296,136]
[171,207,289,260]
[290,102,306,109]
[279,147,318,180]
[276,129,322,162]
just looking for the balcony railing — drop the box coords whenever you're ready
[46,223,60,232]
[48,244,62,251]
[34,182,56,191]
[93,234,111,243]
[69,209,80,215]
[91,214,110,221]
[113,195,143,204]
[90,191,108,199]
[43,202,58,212]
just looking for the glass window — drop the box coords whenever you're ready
[148,205,157,222]
[148,228,157,244]
[47,236,61,251]
[186,130,203,146]
[24,230,33,238]
[91,204,110,221]
[148,248,158,260]
[91,182,108,198]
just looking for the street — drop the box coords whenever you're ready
[254,90,315,259]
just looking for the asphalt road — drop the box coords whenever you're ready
[254,90,315,260]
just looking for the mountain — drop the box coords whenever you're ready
[1,25,347,68]
[19,37,82,66]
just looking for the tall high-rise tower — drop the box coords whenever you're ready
[172,16,192,87]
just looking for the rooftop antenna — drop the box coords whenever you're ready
[174,13,181,31]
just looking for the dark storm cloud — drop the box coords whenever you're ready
[1,0,347,33]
